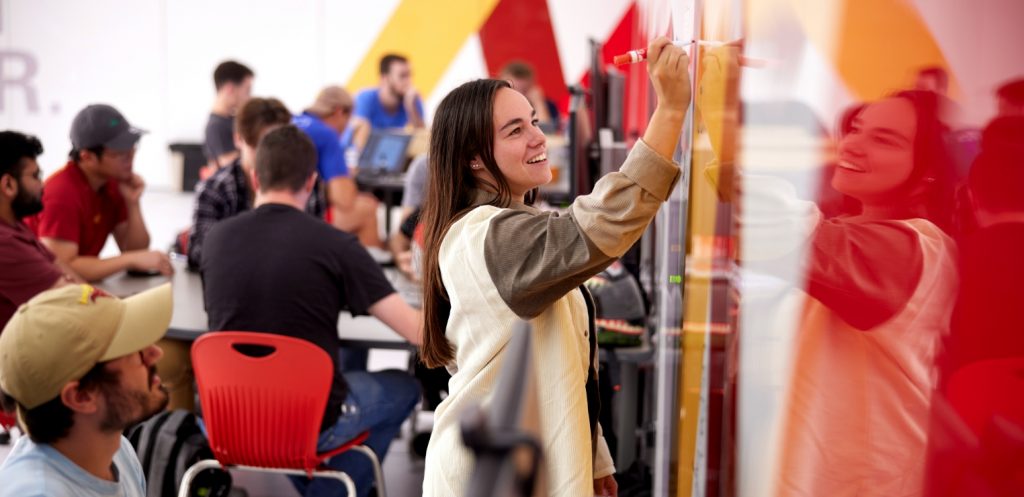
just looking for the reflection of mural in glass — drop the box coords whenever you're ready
[651,1,1022,497]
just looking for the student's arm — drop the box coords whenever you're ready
[804,219,925,330]
[212,151,239,169]
[404,91,425,129]
[54,259,84,283]
[187,178,231,269]
[42,238,171,281]
[351,118,371,150]
[368,293,423,345]
[483,140,681,318]
[112,173,151,251]
[328,176,358,214]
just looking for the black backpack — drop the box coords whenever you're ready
[126,409,232,497]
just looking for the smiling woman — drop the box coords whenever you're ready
[473,87,553,200]
[418,37,691,497]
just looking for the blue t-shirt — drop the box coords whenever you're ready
[353,88,424,130]
[0,435,146,497]
[292,112,350,182]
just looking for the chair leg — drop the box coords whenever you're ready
[350,445,386,497]
[321,470,357,497]
[177,459,223,497]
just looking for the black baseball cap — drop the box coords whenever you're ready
[70,104,147,151]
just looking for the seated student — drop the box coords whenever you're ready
[188,96,324,270]
[204,60,254,173]
[350,54,425,150]
[389,153,428,281]
[0,283,172,497]
[294,86,383,249]
[201,125,421,497]
[0,131,79,328]
[26,104,172,282]
[499,60,561,132]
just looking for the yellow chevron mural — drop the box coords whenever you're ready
[345,0,502,98]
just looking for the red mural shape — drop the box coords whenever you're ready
[479,0,567,107]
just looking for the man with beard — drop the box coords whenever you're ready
[0,131,78,328]
[26,104,172,282]
[0,283,172,497]
[350,54,425,149]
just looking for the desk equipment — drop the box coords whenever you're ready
[358,131,412,179]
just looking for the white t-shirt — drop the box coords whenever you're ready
[0,435,146,497]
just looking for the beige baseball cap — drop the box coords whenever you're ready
[0,283,172,409]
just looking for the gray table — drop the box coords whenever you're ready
[99,257,417,350]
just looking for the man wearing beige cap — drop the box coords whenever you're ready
[293,86,383,249]
[0,283,172,497]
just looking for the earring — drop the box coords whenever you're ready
[470,162,482,170]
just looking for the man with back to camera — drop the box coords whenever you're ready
[294,86,383,249]
[204,60,254,173]
[350,54,425,150]
[0,130,80,328]
[201,125,421,497]
[26,103,172,282]
[189,96,325,270]
[0,283,173,497]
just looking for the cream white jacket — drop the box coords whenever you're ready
[423,140,680,497]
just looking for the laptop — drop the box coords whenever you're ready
[357,131,413,183]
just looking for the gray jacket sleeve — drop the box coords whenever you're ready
[484,139,680,318]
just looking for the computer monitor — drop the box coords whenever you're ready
[358,131,412,174]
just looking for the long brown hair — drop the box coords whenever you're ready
[419,79,514,367]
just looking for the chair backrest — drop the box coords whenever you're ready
[191,331,334,472]
[0,409,16,430]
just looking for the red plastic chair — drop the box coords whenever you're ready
[179,332,386,497]
[0,410,15,430]
[0,409,18,446]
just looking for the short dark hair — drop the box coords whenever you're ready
[380,54,408,76]
[996,78,1024,106]
[67,145,105,164]
[255,125,317,193]
[213,61,254,91]
[969,116,1024,212]
[2,361,118,444]
[500,60,535,80]
[0,131,43,179]
[235,97,292,148]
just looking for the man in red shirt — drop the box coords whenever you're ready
[26,104,172,281]
[0,131,77,328]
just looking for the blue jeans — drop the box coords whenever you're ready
[289,369,420,497]
[338,348,369,372]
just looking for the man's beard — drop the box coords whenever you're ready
[12,187,42,219]
[99,365,170,432]
[388,81,406,100]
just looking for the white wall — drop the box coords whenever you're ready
[0,0,404,189]
[0,0,704,191]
